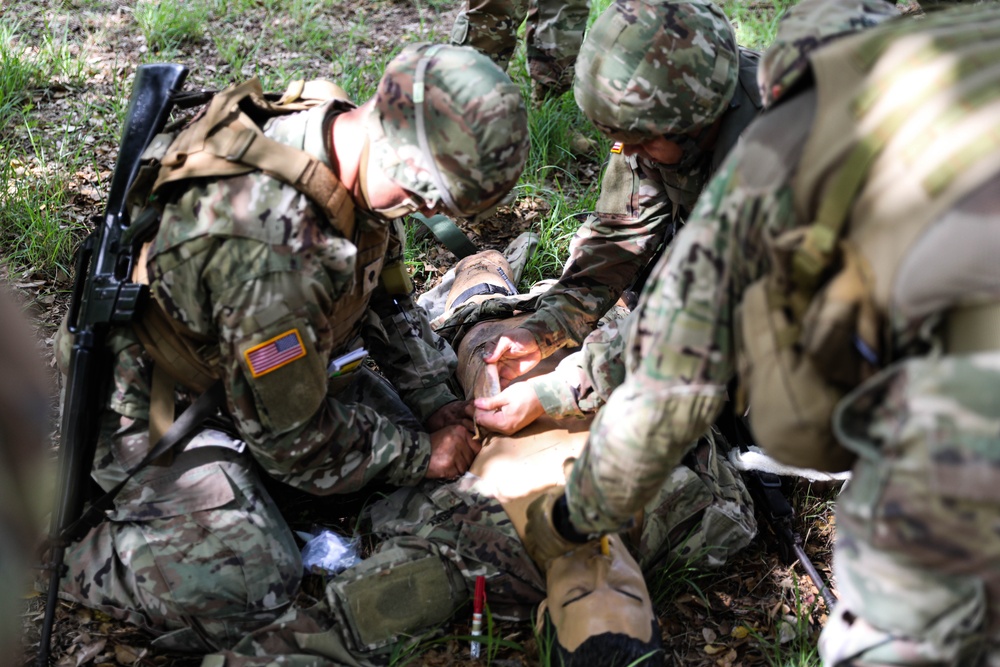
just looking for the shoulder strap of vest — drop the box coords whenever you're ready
[153,78,356,240]
[60,381,226,542]
[791,8,1000,310]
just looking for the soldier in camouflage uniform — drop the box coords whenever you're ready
[0,288,50,662]
[478,0,763,384]
[517,1,1000,665]
[55,44,529,652]
[450,0,590,100]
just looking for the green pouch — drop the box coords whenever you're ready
[331,545,464,650]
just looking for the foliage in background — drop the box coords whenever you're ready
[724,0,800,49]
[0,20,90,278]
[134,0,211,52]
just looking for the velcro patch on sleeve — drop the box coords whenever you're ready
[610,141,623,154]
[244,329,306,378]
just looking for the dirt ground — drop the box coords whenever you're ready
[4,0,839,665]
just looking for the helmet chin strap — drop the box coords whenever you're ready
[413,44,472,220]
[357,133,374,210]
[655,131,705,172]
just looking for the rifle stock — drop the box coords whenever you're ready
[37,63,188,667]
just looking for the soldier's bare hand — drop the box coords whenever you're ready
[425,425,482,479]
[473,383,545,435]
[483,328,542,385]
[425,399,475,434]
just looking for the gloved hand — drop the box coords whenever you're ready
[523,487,590,568]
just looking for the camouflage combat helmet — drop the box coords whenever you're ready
[369,43,529,219]
[758,0,899,107]
[574,0,739,144]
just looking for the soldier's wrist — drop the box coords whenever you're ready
[529,375,584,419]
[394,430,434,486]
[518,318,563,357]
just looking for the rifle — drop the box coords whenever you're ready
[715,399,839,612]
[37,63,189,667]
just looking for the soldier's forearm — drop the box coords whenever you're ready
[565,383,727,534]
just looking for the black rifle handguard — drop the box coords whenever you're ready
[36,63,188,667]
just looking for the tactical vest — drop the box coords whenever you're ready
[129,78,397,443]
[739,7,1000,471]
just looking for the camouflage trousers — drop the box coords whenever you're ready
[449,0,590,97]
[201,433,756,666]
[59,368,424,653]
[820,353,1000,667]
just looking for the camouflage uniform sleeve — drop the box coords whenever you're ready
[363,219,460,423]
[154,233,432,494]
[564,147,795,534]
[517,153,675,356]
[528,315,628,418]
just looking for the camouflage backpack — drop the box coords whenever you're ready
[738,5,1000,471]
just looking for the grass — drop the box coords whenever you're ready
[134,0,211,53]
[0,22,37,131]
[386,605,527,667]
[516,181,590,291]
[723,0,800,50]
[0,20,92,279]
[646,542,719,609]
[750,576,824,667]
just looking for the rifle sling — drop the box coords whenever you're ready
[59,380,226,543]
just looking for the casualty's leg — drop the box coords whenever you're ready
[634,431,757,572]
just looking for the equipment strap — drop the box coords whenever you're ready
[154,77,356,240]
[792,12,1000,313]
[412,212,478,258]
[132,296,218,393]
[450,283,514,310]
[59,381,226,542]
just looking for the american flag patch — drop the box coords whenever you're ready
[610,141,623,154]
[245,329,306,378]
